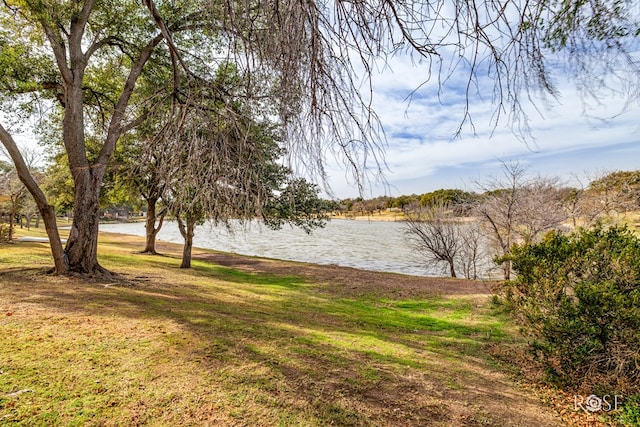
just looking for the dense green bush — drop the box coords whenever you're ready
[501,225,640,394]
[620,394,640,426]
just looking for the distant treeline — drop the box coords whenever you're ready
[337,189,476,215]
[335,170,640,217]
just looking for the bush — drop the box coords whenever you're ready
[620,393,640,426]
[501,225,640,394]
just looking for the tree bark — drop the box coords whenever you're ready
[176,215,195,269]
[64,166,104,274]
[142,197,165,254]
[60,66,107,274]
[448,261,457,278]
[503,258,511,281]
[0,123,68,274]
[8,208,14,241]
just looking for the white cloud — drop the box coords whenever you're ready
[326,54,640,198]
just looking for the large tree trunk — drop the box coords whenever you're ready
[61,72,109,275]
[64,167,104,274]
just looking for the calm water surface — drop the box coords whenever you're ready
[100,219,441,276]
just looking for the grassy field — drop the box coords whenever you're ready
[0,227,567,426]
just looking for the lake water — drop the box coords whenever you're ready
[100,219,443,277]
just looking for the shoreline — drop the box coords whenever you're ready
[15,219,495,280]
[94,230,497,296]
[330,213,406,222]
[97,219,437,277]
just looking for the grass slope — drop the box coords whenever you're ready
[0,229,561,426]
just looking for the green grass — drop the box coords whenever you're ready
[0,229,560,426]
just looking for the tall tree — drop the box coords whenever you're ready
[0,1,165,274]
[164,93,328,268]
[128,129,174,255]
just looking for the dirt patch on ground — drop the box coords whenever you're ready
[192,250,496,299]
[105,232,495,300]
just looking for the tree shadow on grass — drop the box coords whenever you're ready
[0,258,560,427]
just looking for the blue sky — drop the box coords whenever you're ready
[4,53,638,202]
[325,54,640,199]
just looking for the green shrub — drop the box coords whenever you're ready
[501,225,640,394]
[620,394,640,426]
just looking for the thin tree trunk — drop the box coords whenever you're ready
[176,215,195,269]
[181,226,194,269]
[7,210,14,241]
[503,258,511,281]
[449,261,457,278]
[142,197,165,254]
[143,224,159,254]
[0,123,68,274]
